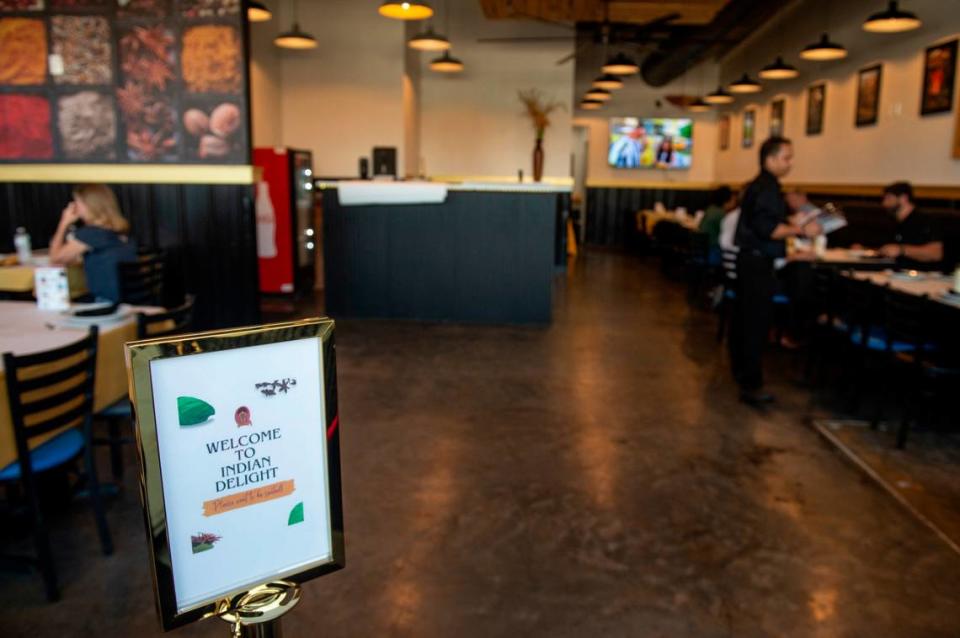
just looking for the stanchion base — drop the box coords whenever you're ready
[218,581,302,638]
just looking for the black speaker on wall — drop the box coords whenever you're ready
[359,157,369,179]
[372,147,397,178]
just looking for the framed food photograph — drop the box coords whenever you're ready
[742,108,756,148]
[125,318,345,631]
[921,39,958,116]
[856,64,882,127]
[806,83,826,136]
[770,99,785,137]
[719,114,730,151]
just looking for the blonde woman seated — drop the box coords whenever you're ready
[49,184,137,303]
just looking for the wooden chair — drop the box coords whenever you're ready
[118,252,164,307]
[96,295,196,479]
[0,327,113,601]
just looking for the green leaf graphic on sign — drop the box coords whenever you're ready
[288,502,304,526]
[178,396,215,426]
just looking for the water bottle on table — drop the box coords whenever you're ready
[14,226,31,264]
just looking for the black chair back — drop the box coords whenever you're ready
[2,327,112,600]
[686,231,710,262]
[119,253,164,306]
[721,249,738,285]
[928,302,960,371]
[837,275,884,343]
[882,289,930,357]
[3,327,99,480]
[137,295,196,340]
[810,266,839,322]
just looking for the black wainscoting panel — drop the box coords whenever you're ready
[586,186,712,247]
[323,190,558,324]
[0,182,259,329]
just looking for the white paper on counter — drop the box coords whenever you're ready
[337,180,448,206]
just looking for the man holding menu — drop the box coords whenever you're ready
[731,137,820,406]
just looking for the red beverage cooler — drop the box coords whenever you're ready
[253,147,317,294]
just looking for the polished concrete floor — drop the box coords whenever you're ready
[4,251,960,637]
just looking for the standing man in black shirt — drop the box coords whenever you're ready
[731,137,819,406]
[876,182,944,270]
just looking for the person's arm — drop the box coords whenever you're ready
[49,204,90,265]
[879,241,943,262]
[747,186,819,241]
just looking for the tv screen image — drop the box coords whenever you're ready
[608,117,693,169]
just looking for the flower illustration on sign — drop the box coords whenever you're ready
[191,531,222,554]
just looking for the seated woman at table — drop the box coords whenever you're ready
[49,184,137,303]
[858,182,943,270]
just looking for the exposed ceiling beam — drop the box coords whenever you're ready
[478,0,726,25]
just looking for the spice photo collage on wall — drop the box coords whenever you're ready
[0,0,248,164]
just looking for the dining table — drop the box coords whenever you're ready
[640,209,702,236]
[0,301,148,470]
[846,270,960,310]
[0,251,87,296]
[789,247,895,270]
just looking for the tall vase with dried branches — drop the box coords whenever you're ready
[518,89,565,182]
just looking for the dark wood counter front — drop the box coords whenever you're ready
[322,187,565,324]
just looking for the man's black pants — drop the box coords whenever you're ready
[729,250,775,392]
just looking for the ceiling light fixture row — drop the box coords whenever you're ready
[396,2,466,73]
[718,2,919,102]
[578,53,637,111]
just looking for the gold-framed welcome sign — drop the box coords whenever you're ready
[125,318,345,632]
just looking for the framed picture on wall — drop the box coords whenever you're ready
[719,115,730,150]
[806,83,826,136]
[770,99,785,136]
[921,39,958,115]
[856,64,882,127]
[742,108,756,148]
[954,101,960,158]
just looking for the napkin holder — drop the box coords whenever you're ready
[34,266,70,311]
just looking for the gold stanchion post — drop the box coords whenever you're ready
[218,581,302,638]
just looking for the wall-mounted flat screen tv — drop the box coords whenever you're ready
[608,117,693,169]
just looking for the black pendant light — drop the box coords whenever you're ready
[729,73,762,94]
[704,85,734,104]
[688,97,711,113]
[248,1,272,22]
[758,56,799,80]
[275,0,316,49]
[593,74,624,90]
[602,52,639,75]
[427,2,461,71]
[863,1,921,33]
[275,24,316,49]
[430,50,463,72]
[580,99,603,111]
[408,24,450,51]
[584,87,612,101]
[379,1,433,20]
[801,33,848,61]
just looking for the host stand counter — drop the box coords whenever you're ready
[320,182,570,325]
